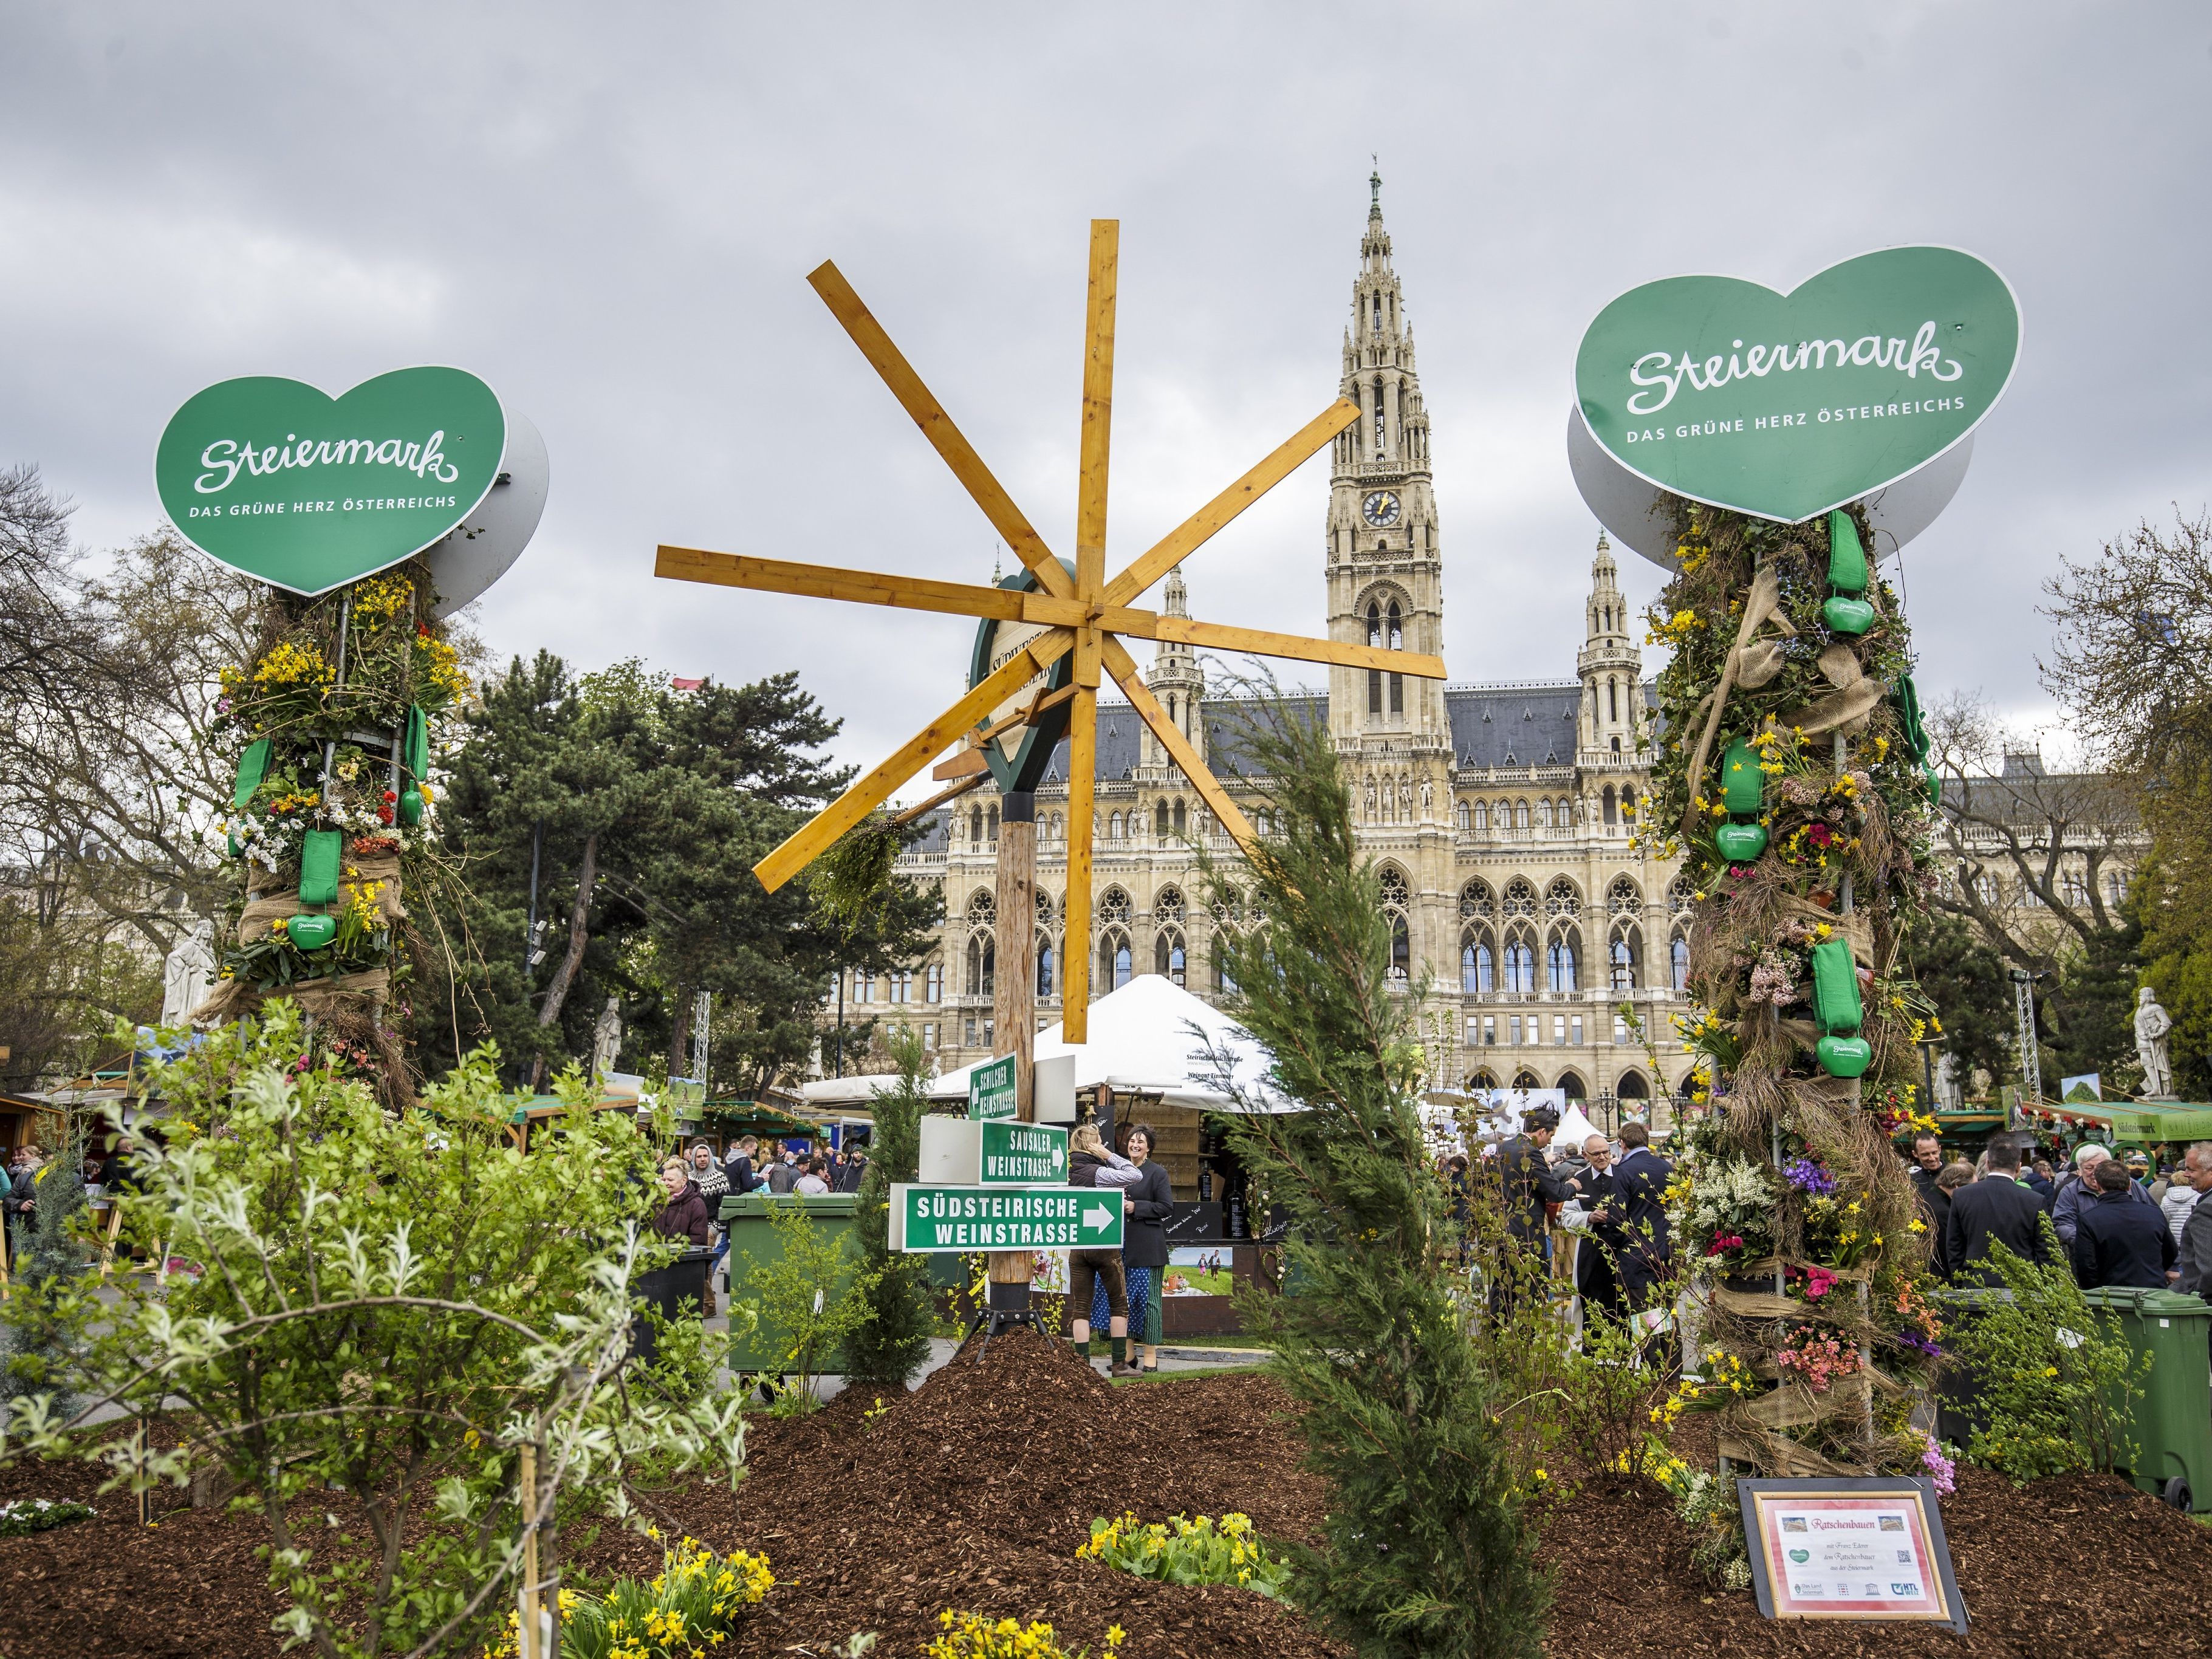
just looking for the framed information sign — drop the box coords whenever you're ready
[1738,1477,1966,1633]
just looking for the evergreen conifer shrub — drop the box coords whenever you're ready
[844,1028,937,1388]
[1194,691,1551,1659]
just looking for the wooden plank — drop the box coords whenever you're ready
[891,770,986,827]
[807,261,1076,601]
[1102,397,1360,607]
[1073,623,1101,689]
[656,545,1107,629]
[753,631,1073,892]
[1101,636,1261,854]
[1062,685,1096,1045]
[1154,615,1447,679]
[930,747,989,781]
[1076,220,1117,601]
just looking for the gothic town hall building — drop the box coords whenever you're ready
[857,183,1699,1110]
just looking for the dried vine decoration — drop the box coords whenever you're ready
[194,556,473,1104]
[1640,500,1947,1480]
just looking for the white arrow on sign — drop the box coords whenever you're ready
[1084,1202,1113,1232]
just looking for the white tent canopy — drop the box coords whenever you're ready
[926,974,1291,1112]
[797,1074,908,1110]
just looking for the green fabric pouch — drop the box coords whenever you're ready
[232,736,272,807]
[299,828,343,907]
[1827,509,1868,595]
[1809,937,1862,1035]
[1720,738,1764,816]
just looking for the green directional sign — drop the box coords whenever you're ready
[981,1120,1067,1185]
[1573,246,2019,524]
[968,1053,1019,1121]
[156,366,507,596]
[890,1183,1123,1253]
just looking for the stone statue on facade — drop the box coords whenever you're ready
[1419,776,1434,818]
[1933,1050,1962,1109]
[2135,985,2175,1098]
[592,995,623,1078]
[162,916,216,1025]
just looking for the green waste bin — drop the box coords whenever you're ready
[2080,1286,2212,1512]
[717,1192,860,1376]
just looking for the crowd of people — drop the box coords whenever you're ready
[647,1133,874,1318]
[1484,1104,1677,1335]
[1906,1127,2212,1295]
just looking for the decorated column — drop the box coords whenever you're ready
[155,368,546,1098]
[1571,247,2020,1478]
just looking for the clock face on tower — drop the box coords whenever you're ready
[1361,490,1402,528]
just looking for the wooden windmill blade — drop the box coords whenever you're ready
[751,631,1072,892]
[807,260,1076,603]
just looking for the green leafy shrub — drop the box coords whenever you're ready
[0,1496,94,1536]
[2,1007,745,1659]
[1947,1235,2148,1482]
[740,1199,879,1412]
[1077,1510,1292,1600]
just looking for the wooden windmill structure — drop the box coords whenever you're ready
[656,219,1444,1108]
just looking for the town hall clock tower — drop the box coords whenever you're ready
[1326,171,1449,762]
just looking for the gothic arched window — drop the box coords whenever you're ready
[1544,878,1582,920]
[1502,878,1538,917]
[1608,877,1641,915]
[1503,928,1537,993]
[1546,928,1580,993]
[1602,785,1617,826]
[1109,811,1124,840]
[1385,601,1404,714]
[1459,879,1495,920]
[1537,798,1555,830]
[1513,799,1530,830]
[1156,931,1186,986]
[1173,799,1186,835]
[1609,928,1640,991]
[1472,800,1489,830]
[1154,800,1169,839]
[1036,934,1055,997]
[1388,913,1411,983]
[1366,600,1384,716]
[1454,798,1471,832]
[1462,931,1495,994]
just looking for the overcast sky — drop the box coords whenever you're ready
[6,2,2207,787]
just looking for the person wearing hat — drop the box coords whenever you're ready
[1491,1106,1576,1316]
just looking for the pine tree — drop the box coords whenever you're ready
[0,1129,92,1421]
[843,1028,936,1388]
[1195,691,1550,1659]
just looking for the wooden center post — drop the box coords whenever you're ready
[987,790,1038,1303]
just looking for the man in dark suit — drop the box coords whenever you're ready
[1907,1132,1943,1207]
[2073,1157,2178,1288]
[1570,1134,1627,1324]
[1490,1106,1574,1318]
[1608,1120,1674,1310]
[1946,1133,2051,1285]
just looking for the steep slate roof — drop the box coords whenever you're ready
[898,679,1662,846]
[1442,684,1583,769]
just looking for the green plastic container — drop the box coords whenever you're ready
[718,1192,861,1375]
[1826,508,1868,595]
[2080,1286,2212,1511]
[299,827,343,906]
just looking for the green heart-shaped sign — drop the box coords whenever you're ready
[157,367,505,595]
[1788,1549,1811,1565]
[1575,247,2018,523]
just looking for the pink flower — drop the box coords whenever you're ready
[1921,1434,1956,1497]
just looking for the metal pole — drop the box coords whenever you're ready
[835,970,844,1078]
[522,819,544,985]
[2010,968,2042,1106]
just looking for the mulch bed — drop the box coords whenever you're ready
[1,1335,2207,1657]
